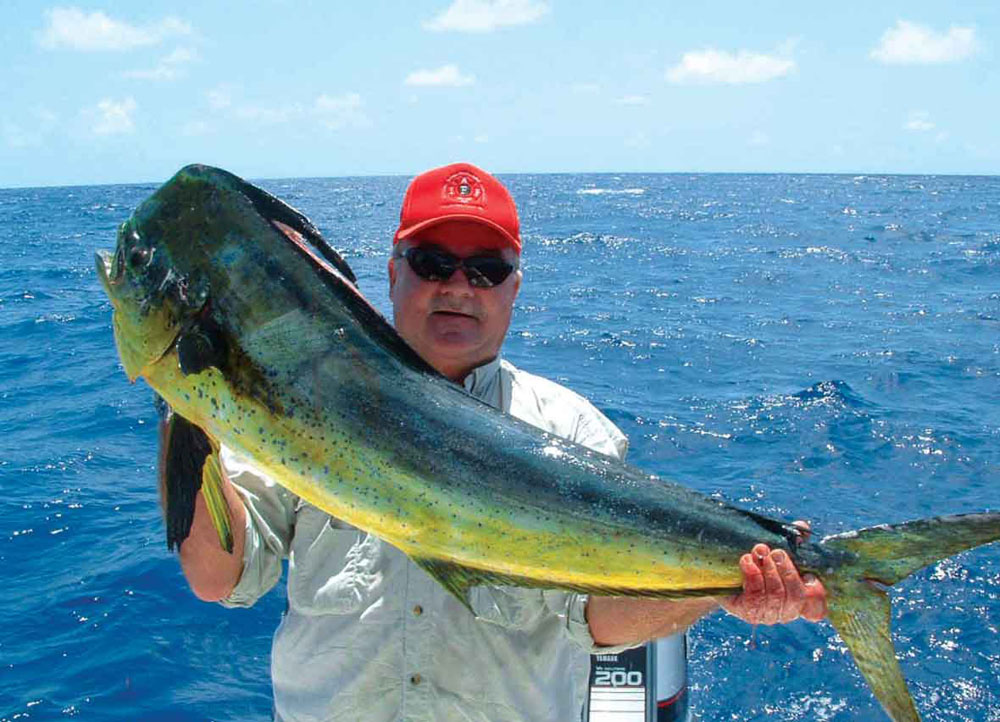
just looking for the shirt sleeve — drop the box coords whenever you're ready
[218,447,297,608]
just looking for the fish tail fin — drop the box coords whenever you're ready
[159,406,234,553]
[821,512,1000,722]
[823,578,920,722]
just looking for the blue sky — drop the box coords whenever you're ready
[2,1,998,187]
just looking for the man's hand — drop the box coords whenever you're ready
[721,534,827,625]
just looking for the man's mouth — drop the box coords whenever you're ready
[432,309,476,319]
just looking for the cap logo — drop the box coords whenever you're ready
[442,171,486,208]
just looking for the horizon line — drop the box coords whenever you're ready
[4,167,1000,192]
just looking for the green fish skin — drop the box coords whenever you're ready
[96,165,1000,722]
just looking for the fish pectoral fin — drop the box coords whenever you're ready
[159,408,233,554]
[176,318,228,376]
[200,448,234,554]
[826,580,920,722]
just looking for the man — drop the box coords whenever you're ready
[172,162,826,721]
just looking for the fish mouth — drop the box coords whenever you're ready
[95,248,182,381]
[95,250,116,297]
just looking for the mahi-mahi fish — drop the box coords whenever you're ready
[95,164,1000,722]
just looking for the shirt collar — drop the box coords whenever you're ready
[462,355,503,398]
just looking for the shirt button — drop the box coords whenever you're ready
[410,673,422,685]
[412,604,423,616]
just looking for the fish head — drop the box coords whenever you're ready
[95,199,208,382]
[96,163,365,383]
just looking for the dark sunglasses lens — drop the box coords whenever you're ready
[405,248,457,281]
[462,257,514,287]
[404,247,514,288]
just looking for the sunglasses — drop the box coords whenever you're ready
[397,246,518,289]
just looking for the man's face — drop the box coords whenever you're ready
[388,221,522,382]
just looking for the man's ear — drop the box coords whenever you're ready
[387,256,397,299]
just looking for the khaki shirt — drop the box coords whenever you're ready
[221,357,664,722]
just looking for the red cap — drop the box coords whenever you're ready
[394,162,521,253]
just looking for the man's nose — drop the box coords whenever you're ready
[437,266,476,293]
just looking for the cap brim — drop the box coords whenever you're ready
[394,215,521,252]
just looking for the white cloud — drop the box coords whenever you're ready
[38,7,191,51]
[749,130,770,146]
[474,133,489,143]
[404,64,475,87]
[904,111,935,132]
[315,93,369,130]
[571,82,600,94]
[235,103,303,125]
[871,20,977,65]
[424,0,549,32]
[666,49,795,84]
[90,97,137,135]
[218,92,369,131]
[206,85,234,111]
[616,95,649,106]
[123,47,198,80]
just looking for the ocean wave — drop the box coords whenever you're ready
[576,188,646,196]
[791,379,870,408]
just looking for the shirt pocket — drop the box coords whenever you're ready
[469,586,549,629]
[286,505,385,616]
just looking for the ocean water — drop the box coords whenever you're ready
[1,172,998,721]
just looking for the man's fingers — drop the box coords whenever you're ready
[740,553,765,594]
[801,574,828,621]
[758,551,785,625]
[773,550,806,624]
[791,520,812,543]
[726,542,830,626]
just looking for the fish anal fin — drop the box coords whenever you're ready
[411,557,478,615]
[410,555,740,617]
[826,579,921,722]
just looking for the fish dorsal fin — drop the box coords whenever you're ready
[236,180,357,284]
[177,164,359,285]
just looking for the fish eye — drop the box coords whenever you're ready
[128,246,151,269]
